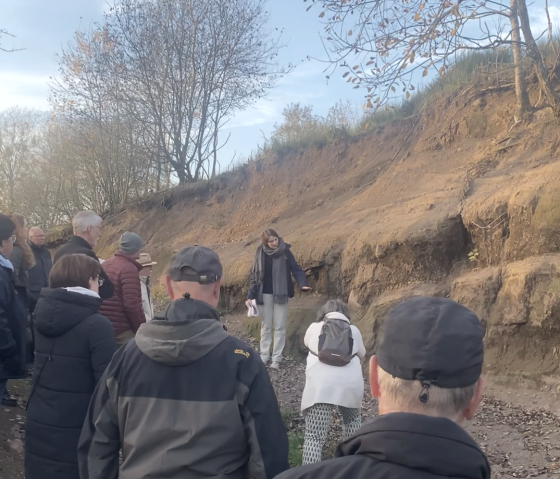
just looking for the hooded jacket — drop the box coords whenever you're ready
[53,235,114,300]
[25,288,116,479]
[275,412,490,479]
[100,251,145,335]
[0,255,27,381]
[78,296,290,479]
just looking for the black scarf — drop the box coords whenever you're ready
[252,237,289,304]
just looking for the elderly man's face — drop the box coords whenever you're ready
[29,227,46,246]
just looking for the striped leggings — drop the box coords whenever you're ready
[302,403,362,465]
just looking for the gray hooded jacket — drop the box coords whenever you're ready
[78,296,289,479]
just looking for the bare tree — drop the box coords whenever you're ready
[307,0,559,117]
[0,29,21,53]
[0,108,43,211]
[105,0,289,183]
[51,28,156,212]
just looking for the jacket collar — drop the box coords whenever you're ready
[114,251,143,271]
[29,240,47,252]
[325,312,350,323]
[136,297,227,366]
[337,412,490,479]
[69,235,93,250]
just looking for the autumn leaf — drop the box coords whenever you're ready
[422,68,429,77]
[348,29,353,36]
[366,60,374,66]
[342,71,350,78]
[319,11,325,18]
[406,91,411,99]
[353,64,360,70]
[413,12,421,21]
[391,86,396,92]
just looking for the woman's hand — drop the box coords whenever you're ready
[302,286,312,292]
[246,299,253,306]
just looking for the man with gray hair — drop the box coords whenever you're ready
[53,211,113,299]
[100,232,145,346]
[275,296,490,479]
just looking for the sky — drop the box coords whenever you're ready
[1,0,560,169]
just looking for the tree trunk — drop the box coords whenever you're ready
[517,0,560,116]
[545,0,554,48]
[510,0,531,120]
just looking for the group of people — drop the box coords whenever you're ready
[0,210,491,479]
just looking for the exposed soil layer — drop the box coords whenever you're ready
[86,80,560,375]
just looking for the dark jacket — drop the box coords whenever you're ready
[25,288,116,479]
[53,236,114,300]
[0,256,27,381]
[99,252,145,335]
[28,242,52,302]
[275,412,490,479]
[248,244,308,305]
[79,297,290,479]
[9,243,30,289]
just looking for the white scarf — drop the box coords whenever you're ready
[63,286,100,299]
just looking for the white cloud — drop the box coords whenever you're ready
[530,4,560,39]
[0,72,51,110]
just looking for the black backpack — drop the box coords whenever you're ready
[311,318,355,367]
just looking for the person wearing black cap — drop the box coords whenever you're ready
[78,245,290,479]
[275,296,491,479]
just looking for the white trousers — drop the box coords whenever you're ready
[260,294,289,363]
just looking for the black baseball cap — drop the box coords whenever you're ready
[377,296,484,389]
[168,245,222,284]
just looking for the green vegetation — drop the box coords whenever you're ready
[288,431,305,467]
[256,43,560,159]
[282,409,305,467]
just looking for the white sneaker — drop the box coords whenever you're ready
[270,362,280,370]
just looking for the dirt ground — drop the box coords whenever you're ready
[3,309,560,478]
[226,311,560,479]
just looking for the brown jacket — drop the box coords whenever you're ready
[99,252,145,335]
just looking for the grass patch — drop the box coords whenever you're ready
[288,431,305,467]
[282,408,305,467]
[257,47,523,159]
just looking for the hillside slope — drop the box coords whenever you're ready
[95,83,560,375]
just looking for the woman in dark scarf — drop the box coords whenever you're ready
[247,229,311,370]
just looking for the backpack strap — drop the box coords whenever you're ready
[26,341,55,410]
[307,348,357,359]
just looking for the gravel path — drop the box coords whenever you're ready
[227,314,560,478]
